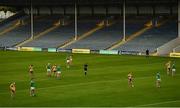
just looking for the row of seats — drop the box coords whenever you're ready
[173,45,180,53]
[115,21,177,53]
[0,15,57,47]
[0,16,177,53]
[23,20,99,48]
[65,19,148,50]
[23,6,177,15]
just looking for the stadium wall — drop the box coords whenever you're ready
[23,6,177,16]
[157,37,180,55]
[0,46,166,57]
[173,45,180,53]
[4,47,143,56]
[170,53,180,58]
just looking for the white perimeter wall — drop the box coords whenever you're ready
[157,37,180,55]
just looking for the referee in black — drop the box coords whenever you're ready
[146,49,149,57]
[84,63,88,76]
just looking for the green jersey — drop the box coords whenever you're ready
[172,64,176,69]
[30,80,36,87]
[57,66,61,71]
[156,73,161,80]
[47,65,51,69]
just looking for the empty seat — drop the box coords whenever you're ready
[115,21,177,53]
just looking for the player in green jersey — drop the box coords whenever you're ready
[46,63,51,77]
[171,62,176,77]
[30,78,36,96]
[56,65,61,79]
[156,72,161,88]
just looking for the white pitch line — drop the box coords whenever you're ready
[1,74,180,94]
[0,75,152,94]
[36,75,154,90]
[137,100,180,107]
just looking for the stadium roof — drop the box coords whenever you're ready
[0,0,177,6]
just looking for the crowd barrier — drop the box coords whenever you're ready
[120,50,141,55]
[3,47,174,57]
[100,50,118,55]
[17,47,58,52]
[57,49,71,53]
[47,48,56,52]
[18,47,34,51]
[170,53,180,58]
[90,50,99,54]
[2,47,144,56]
[72,49,90,54]
[0,47,5,50]
[33,47,42,51]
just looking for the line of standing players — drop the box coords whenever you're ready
[46,63,62,79]
[128,60,176,88]
[9,55,89,98]
[9,56,176,99]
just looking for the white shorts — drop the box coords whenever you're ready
[172,69,176,72]
[67,60,70,63]
[47,69,51,72]
[31,87,35,90]
[157,79,161,81]
[57,71,61,74]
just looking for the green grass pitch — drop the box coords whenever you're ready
[0,51,180,107]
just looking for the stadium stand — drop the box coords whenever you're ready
[115,21,177,53]
[0,20,18,33]
[0,25,30,47]
[22,19,98,48]
[173,45,180,52]
[0,0,178,54]
[64,18,148,50]
[0,11,25,32]
[0,15,57,47]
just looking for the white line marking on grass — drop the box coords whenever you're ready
[1,74,180,94]
[0,75,151,94]
[30,74,180,90]
[137,100,180,106]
